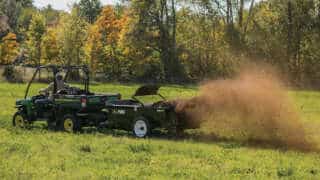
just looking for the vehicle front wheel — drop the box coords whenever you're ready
[132,117,150,138]
[60,115,80,133]
[12,112,28,128]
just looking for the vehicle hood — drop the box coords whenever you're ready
[16,98,31,106]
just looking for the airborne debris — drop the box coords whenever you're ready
[173,65,318,151]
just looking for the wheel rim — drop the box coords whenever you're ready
[15,115,25,128]
[64,118,74,132]
[134,120,147,137]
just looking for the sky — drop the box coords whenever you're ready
[33,0,262,11]
[33,0,119,11]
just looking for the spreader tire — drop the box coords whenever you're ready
[132,117,150,138]
[12,112,28,128]
[60,115,80,133]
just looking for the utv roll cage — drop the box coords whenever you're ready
[24,65,90,99]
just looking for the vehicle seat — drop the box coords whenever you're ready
[34,99,53,105]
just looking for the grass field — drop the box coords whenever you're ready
[0,82,320,179]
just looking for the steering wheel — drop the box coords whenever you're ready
[38,89,49,97]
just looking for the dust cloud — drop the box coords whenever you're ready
[173,65,317,151]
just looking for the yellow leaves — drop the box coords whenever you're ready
[85,24,104,73]
[2,32,17,42]
[85,5,129,73]
[94,5,127,45]
[28,13,46,40]
[41,28,60,65]
[26,13,46,65]
[0,32,19,65]
[251,3,279,30]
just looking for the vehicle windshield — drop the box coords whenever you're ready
[26,67,55,97]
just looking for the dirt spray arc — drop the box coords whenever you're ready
[173,66,317,151]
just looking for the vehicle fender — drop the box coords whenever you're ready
[140,114,155,128]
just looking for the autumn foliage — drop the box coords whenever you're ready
[0,32,19,65]
[0,1,320,85]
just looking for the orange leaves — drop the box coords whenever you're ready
[2,32,17,42]
[85,5,129,73]
[94,5,127,45]
[0,32,19,65]
[85,24,103,72]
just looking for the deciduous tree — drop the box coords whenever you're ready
[41,28,60,65]
[26,12,45,66]
[85,24,103,74]
[78,0,102,24]
[0,32,19,64]
[121,0,184,82]
[57,7,87,66]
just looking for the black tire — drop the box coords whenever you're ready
[47,119,58,131]
[132,117,150,138]
[59,114,80,133]
[12,112,29,128]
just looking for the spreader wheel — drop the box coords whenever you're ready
[12,112,28,128]
[132,117,150,138]
[60,115,80,133]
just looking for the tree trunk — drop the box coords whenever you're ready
[37,42,41,80]
[238,0,244,42]
[159,0,176,82]
[287,1,293,72]
[238,0,244,29]
[171,0,176,58]
[243,0,255,35]
[171,0,178,82]
[226,0,231,24]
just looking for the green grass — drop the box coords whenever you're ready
[0,82,320,179]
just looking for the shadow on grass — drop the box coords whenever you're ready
[92,128,320,153]
[5,122,319,153]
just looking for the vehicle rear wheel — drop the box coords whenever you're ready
[13,112,28,128]
[132,117,150,138]
[60,115,80,133]
[47,119,57,131]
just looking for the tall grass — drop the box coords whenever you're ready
[0,83,319,179]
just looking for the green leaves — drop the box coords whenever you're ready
[78,0,102,24]
[57,7,88,66]
[26,12,45,65]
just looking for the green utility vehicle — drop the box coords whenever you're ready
[13,65,199,137]
[13,65,120,132]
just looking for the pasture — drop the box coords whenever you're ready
[0,82,320,179]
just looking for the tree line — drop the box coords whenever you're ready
[0,0,319,87]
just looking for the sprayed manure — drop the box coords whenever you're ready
[173,67,318,151]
